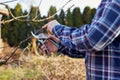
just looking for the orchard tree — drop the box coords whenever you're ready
[91,8,96,20]
[7,3,23,46]
[14,3,22,16]
[48,6,57,21]
[29,6,41,55]
[83,6,92,24]
[65,9,73,27]
[58,9,65,25]
[72,7,83,27]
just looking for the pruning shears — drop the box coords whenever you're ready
[31,31,59,57]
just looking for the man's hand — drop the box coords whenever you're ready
[42,20,60,34]
[40,20,60,55]
[39,35,60,54]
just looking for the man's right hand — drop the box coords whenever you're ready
[42,20,60,34]
[39,35,60,54]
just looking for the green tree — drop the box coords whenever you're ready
[17,10,28,48]
[91,8,96,20]
[65,9,73,27]
[7,4,23,46]
[47,6,57,21]
[83,6,92,24]
[58,9,65,25]
[29,6,41,55]
[1,22,10,42]
[2,11,11,42]
[72,7,83,27]
[29,6,41,30]
[14,3,22,16]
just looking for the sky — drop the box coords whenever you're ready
[0,0,101,16]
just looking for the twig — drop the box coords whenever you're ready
[0,0,73,24]
[33,0,42,20]
[1,28,43,64]
[0,0,17,4]
[0,5,30,24]
[0,0,74,65]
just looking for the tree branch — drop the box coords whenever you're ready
[0,0,17,4]
[0,0,74,64]
[0,0,73,24]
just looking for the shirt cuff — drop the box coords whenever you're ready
[57,42,65,52]
[52,24,64,37]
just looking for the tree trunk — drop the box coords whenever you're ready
[31,37,39,55]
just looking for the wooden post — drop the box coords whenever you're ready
[0,9,9,53]
[0,14,3,53]
[0,15,2,39]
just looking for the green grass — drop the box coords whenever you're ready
[0,56,86,80]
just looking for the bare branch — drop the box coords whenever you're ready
[0,0,17,16]
[0,5,30,24]
[33,0,42,20]
[0,0,75,65]
[0,28,43,64]
[1,0,73,24]
[57,0,72,13]
[64,4,75,14]
[0,0,17,4]
[7,5,30,19]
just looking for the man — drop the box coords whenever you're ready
[41,0,120,80]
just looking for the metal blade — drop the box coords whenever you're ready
[31,31,39,39]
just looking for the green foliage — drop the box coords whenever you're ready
[48,6,57,21]
[65,9,73,27]
[58,9,65,25]
[72,7,83,27]
[91,8,96,20]
[1,23,10,42]
[0,56,86,80]
[14,3,22,16]
[48,6,57,16]
[83,6,92,24]
[29,6,40,29]
[1,4,96,47]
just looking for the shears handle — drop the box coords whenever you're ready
[38,40,50,57]
[49,38,60,48]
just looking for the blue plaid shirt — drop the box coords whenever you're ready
[52,0,120,80]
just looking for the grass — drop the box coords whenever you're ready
[0,55,86,80]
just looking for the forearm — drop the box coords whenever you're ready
[53,24,94,51]
[52,1,120,51]
[58,44,85,58]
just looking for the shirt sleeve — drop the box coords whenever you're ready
[58,42,85,58]
[52,0,120,52]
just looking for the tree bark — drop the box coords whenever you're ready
[31,37,39,55]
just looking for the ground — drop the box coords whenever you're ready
[0,55,86,80]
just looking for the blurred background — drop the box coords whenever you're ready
[0,0,101,80]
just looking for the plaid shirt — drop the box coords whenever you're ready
[52,0,120,80]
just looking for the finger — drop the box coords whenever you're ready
[41,45,50,56]
[41,45,45,51]
[38,43,42,48]
[41,45,46,51]
[48,35,60,42]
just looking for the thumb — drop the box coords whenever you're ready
[42,24,48,29]
[42,24,51,34]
